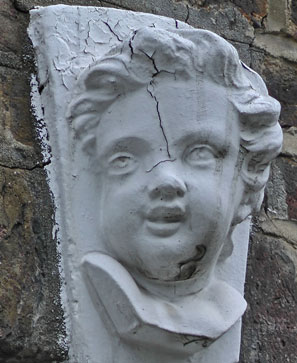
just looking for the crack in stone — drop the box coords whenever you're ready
[129,39,134,56]
[102,21,123,42]
[147,85,171,158]
[85,20,92,47]
[258,227,295,247]
[258,212,297,249]
[231,38,253,46]
[185,5,190,23]
[183,336,210,347]
[176,245,206,280]
[146,158,176,173]
[155,99,171,158]
[128,30,137,57]
[140,50,159,75]
[0,159,51,172]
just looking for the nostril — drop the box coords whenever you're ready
[177,189,184,197]
[177,180,187,197]
[149,179,186,199]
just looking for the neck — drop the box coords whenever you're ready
[130,266,215,301]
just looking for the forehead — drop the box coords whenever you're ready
[95,78,239,153]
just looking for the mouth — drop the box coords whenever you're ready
[146,205,186,237]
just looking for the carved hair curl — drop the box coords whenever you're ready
[67,27,282,211]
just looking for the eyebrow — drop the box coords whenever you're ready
[97,136,152,157]
[175,129,236,155]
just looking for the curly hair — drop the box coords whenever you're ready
[67,27,282,211]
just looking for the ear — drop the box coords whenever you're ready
[233,188,264,225]
[219,185,264,263]
[230,148,271,224]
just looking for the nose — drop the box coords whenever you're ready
[148,168,187,200]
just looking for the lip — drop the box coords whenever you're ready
[146,205,186,237]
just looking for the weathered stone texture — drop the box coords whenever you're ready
[251,54,297,128]
[277,158,297,221]
[0,167,67,363]
[0,67,43,169]
[0,0,67,361]
[292,0,297,25]
[240,231,297,363]
[187,5,254,43]
[233,0,268,18]
[1,0,296,361]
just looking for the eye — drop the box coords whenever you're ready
[108,153,137,174]
[185,145,216,166]
[111,156,131,168]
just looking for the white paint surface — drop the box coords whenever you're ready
[28,5,282,363]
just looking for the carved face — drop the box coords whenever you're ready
[95,78,244,290]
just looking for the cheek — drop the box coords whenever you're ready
[100,183,146,263]
[101,178,145,228]
[188,172,219,208]
[188,189,220,238]
[186,172,233,236]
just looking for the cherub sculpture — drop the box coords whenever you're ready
[67,27,282,358]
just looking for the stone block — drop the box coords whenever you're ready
[277,157,297,221]
[0,166,67,362]
[233,0,268,18]
[14,0,107,12]
[187,5,254,43]
[240,232,297,363]
[102,0,189,20]
[292,0,297,25]
[0,1,27,55]
[14,0,189,22]
[0,67,42,169]
[265,159,288,220]
[0,2,67,361]
[265,0,287,32]
[251,54,297,127]
[282,127,297,161]
[260,218,297,249]
[253,34,297,63]
[29,6,265,361]
[229,40,251,66]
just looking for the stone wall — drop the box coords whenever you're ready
[0,0,296,361]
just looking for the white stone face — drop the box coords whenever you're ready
[28,5,282,363]
[96,80,243,291]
